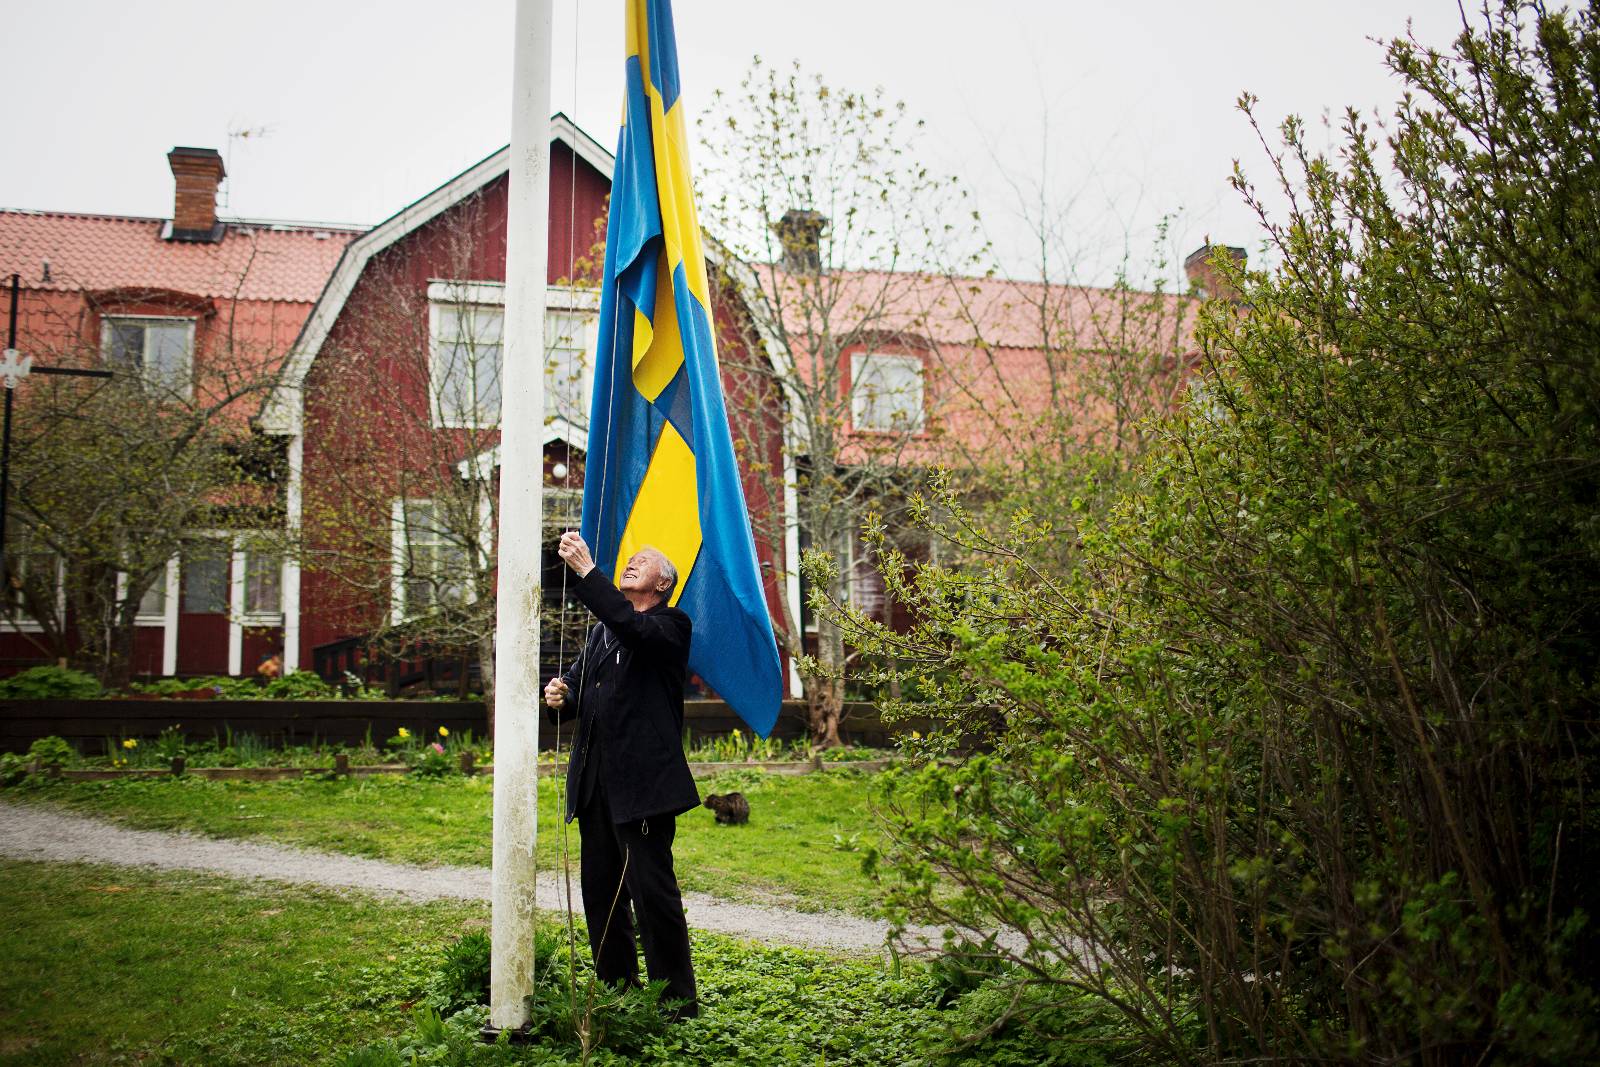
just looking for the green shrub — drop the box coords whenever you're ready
[0,666,102,700]
[849,3,1600,1062]
[259,670,339,700]
[424,930,491,1016]
[26,735,76,772]
[0,751,29,786]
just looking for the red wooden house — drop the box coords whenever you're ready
[0,121,792,689]
[0,117,1223,694]
[0,149,359,677]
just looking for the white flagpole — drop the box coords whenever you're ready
[489,0,553,1033]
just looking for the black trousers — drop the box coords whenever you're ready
[576,781,698,1016]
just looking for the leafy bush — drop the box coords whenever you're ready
[0,666,102,700]
[351,920,1146,1067]
[424,930,491,1016]
[929,977,1153,1067]
[0,751,30,786]
[125,670,384,701]
[411,742,453,778]
[259,670,343,700]
[848,4,1600,1063]
[26,735,76,772]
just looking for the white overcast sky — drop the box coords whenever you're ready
[5,1,1471,286]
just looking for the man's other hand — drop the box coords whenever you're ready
[558,531,596,578]
[543,676,570,710]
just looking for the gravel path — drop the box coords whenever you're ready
[0,800,927,954]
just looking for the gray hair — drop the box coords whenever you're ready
[648,548,679,599]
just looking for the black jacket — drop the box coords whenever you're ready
[550,569,699,825]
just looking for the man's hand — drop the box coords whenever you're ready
[543,676,570,710]
[558,531,596,578]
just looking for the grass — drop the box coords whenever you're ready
[10,768,888,914]
[0,859,484,1066]
[3,858,1088,1067]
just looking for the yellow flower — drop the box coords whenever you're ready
[397,727,411,740]
[438,726,449,738]
[122,738,138,750]
[910,731,921,740]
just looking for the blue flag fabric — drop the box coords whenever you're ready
[580,0,783,737]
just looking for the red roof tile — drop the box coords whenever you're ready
[757,267,1202,464]
[0,210,359,303]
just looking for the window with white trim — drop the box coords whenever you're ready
[101,316,195,394]
[850,352,924,432]
[847,530,887,621]
[545,311,594,428]
[393,499,471,619]
[135,563,170,623]
[426,280,596,432]
[242,548,282,617]
[182,543,230,614]
[430,303,504,428]
[2,522,62,631]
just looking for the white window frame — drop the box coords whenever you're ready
[2,534,65,634]
[427,297,505,430]
[131,558,179,626]
[544,309,597,431]
[180,536,233,616]
[425,280,597,435]
[238,541,284,625]
[391,498,478,623]
[99,314,196,397]
[850,351,925,432]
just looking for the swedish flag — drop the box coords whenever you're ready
[580,0,784,737]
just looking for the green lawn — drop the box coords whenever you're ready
[0,859,484,1065]
[0,859,975,1067]
[12,768,888,914]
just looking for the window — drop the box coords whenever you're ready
[136,562,171,623]
[101,316,194,393]
[182,544,229,614]
[545,312,593,427]
[393,500,470,619]
[847,531,887,621]
[426,281,596,432]
[243,549,282,616]
[542,488,582,534]
[2,523,61,630]
[851,352,924,432]
[430,303,504,427]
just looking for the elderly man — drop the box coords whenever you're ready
[544,531,699,1018]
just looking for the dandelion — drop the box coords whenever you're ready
[438,726,449,738]
[910,730,922,741]
[122,738,138,750]
[397,727,411,740]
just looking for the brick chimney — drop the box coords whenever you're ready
[166,147,226,242]
[775,209,828,273]
[1184,243,1247,304]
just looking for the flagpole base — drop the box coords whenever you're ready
[479,1022,538,1046]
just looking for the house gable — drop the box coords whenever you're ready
[259,114,616,436]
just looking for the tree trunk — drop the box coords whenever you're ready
[477,631,497,741]
[810,614,845,747]
[68,568,136,688]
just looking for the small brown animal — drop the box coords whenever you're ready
[703,792,750,825]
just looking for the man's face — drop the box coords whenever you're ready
[619,550,668,599]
